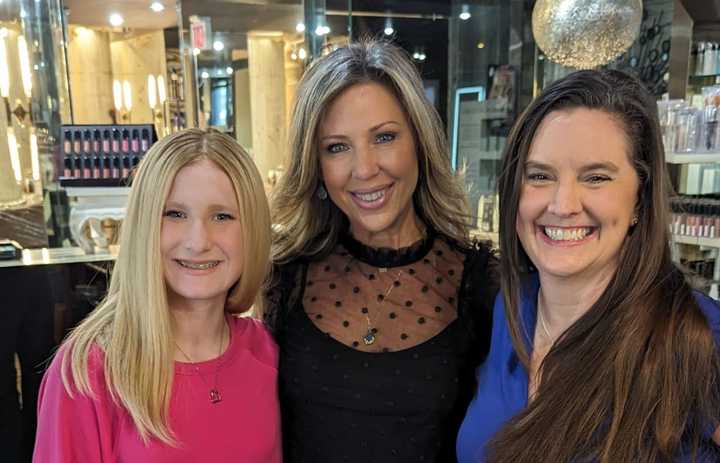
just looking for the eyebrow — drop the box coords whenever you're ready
[164,201,239,212]
[319,120,401,142]
[524,160,620,173]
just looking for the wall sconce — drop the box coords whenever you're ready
[7,128,21,183]
[111,79,132,122]
[122,80,132,112]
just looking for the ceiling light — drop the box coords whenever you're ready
[150,2,164,13]
[384,27,394,36]
[192,47,201,56]
[290,50,297,60]
[296,23,305,33]
[459,5,471,20]
[201,71,209,79]
[213,40,224,51]
[477,42,485,49]
[226,66,233,75]
[109,13,124,27]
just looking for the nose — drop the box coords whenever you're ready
[184,219,212,253]
[352,144,380,180]
[546,180,582,217]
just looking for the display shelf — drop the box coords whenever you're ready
[672,233,720,248]
[666,152,720,164]
[0,245,118,268]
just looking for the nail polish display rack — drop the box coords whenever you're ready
[58,124,157,187]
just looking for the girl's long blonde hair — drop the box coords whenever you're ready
[60,128,271,444]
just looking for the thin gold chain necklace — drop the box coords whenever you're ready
[174,323,226,404]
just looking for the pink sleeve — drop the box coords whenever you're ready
[33,346,116,463]
[236,317,279,369]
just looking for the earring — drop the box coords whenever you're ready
[317,184,328,200]
[631,216,639,226]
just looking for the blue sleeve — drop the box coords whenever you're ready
[693,291,720,349]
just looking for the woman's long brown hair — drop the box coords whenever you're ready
[489,69,720,462]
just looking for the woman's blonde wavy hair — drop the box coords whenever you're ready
[271,38,471,263]
[60,128,271,445]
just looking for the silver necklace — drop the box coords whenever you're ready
[174,323,226,404]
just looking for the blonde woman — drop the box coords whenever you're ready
[265,39,498,462]
[33,129,281,462]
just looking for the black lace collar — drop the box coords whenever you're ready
[340,229,436,268]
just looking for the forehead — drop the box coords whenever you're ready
[166,159,236,203]
[318,82,407,134]
[527,108,633,168]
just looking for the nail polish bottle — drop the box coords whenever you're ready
[121,129,130,153]
[83,130,92,154]
[131,129,140,153]
[73,130,81,155]
[63,131,72,155]
[122,153,131,178]
[63,156,73,178]
[112,129,121,153]
[102,129,111,154]
[141,128,150,152]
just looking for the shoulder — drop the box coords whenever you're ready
[230,316,278,370]
[692,291,720,345]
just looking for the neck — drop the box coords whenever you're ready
[350,208,425,249]
[169,296,228,362]
[537,266,616,340]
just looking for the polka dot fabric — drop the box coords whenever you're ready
[267,232,498,463]
[303,238,462,353]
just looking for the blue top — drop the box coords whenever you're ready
[456,274,720,463]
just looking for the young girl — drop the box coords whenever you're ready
[33,129,281,462]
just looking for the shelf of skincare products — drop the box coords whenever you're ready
[59,124,157,187]
[666,152,720,164]
[658,85,720,156]
[690,42,720,80]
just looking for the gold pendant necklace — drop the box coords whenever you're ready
[174,322,226,404]
[359,266,403,346]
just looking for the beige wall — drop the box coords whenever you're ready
[247,31,287,184]
[67,26,167,126]
[67,26,114,124]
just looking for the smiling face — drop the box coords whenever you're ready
[516,108,640,284]
[317,81,421,247]
[161,159,244,309]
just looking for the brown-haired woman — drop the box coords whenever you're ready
[456,69,720,462]
[264,39,498,462]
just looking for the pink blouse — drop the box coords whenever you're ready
[33,316,281,463]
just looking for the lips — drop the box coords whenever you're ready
[350,183,394,210]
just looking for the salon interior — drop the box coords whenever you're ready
[1,0,719,461]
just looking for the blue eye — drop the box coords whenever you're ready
[375,132,396,144]
[215,213,235,221]
[326,143,349,154]
[163,209,186,219]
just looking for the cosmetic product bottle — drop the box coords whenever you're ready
[73,130,81,155]
[93,129,101,154]
[73,151,83,178]
[83,154,92,179]
[121,129,130,153]
[112,154,121,179]
[63,131,72,155]
[122,153,131,179]
[83,130,92,154]
[141,128,150,152]
[63,157,73,178]
[131,129,140,153]
[706,43,718,77]
[697,42,706,76]
[112,129,121,153]
[102,153,111,178]
[102,129,111,154]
